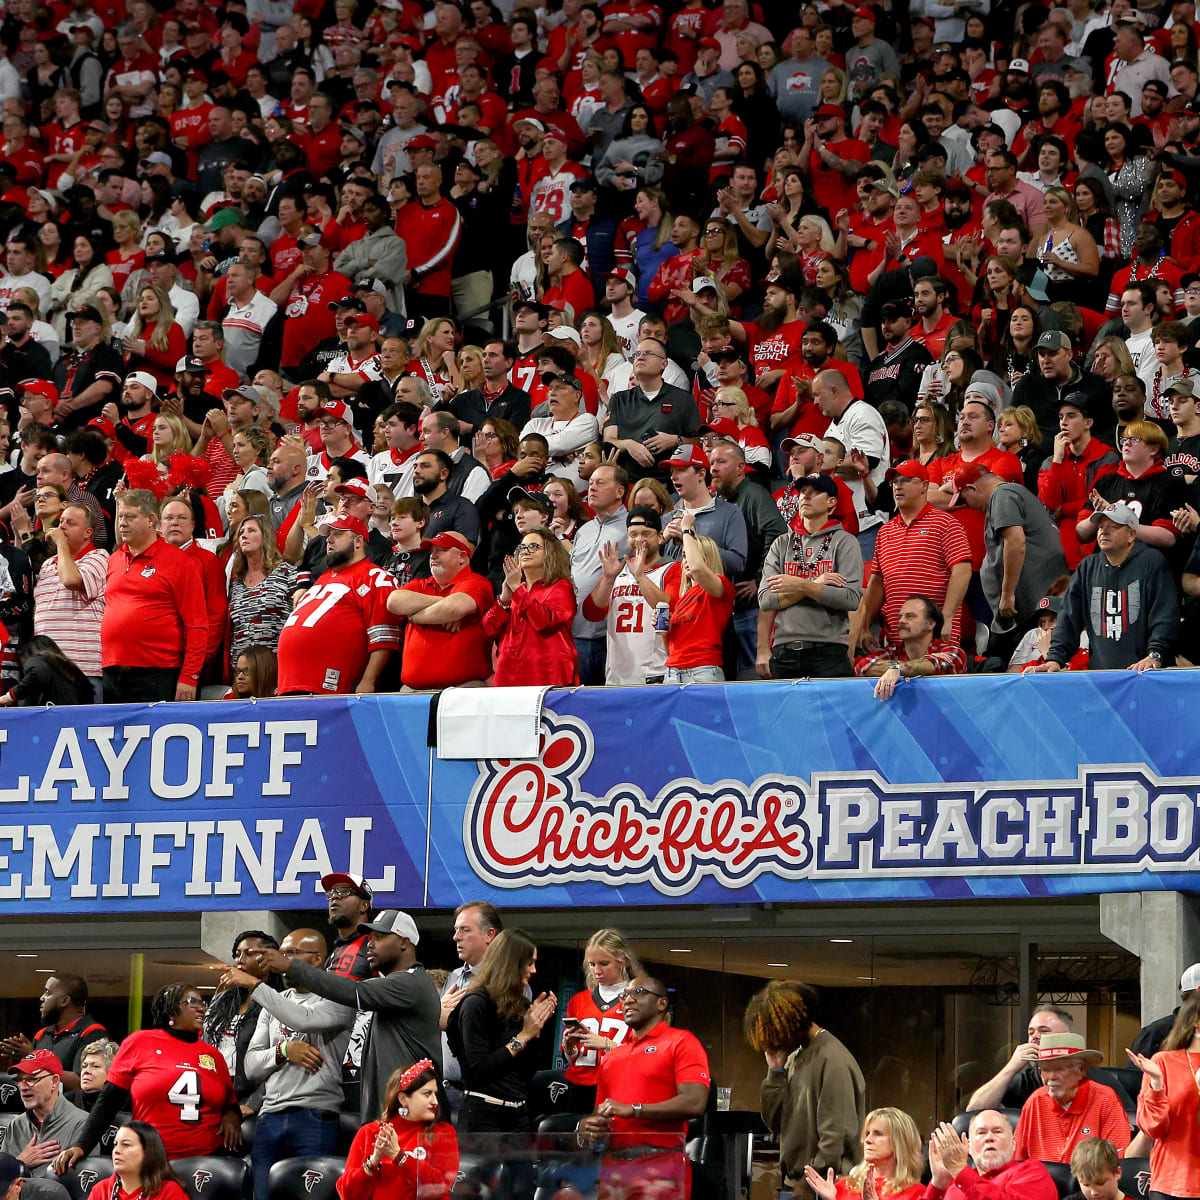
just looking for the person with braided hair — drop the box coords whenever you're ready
[745,980,865,1200]
[337,1060,459,1200]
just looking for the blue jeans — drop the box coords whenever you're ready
[856,523,880,564]
[251,1107,340,1200]
[574,636,607,686]
[664,665,725,684]
[732,608,759,672]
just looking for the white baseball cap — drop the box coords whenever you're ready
[125,370,159,393]
[548,326,582,348]
[1181,962,1200,992]
[358,909,420,945]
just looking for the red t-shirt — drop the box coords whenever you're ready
[543,268,594,322]
[662,560,734,669]
[400,569,496,689]
[742,318,805,380]
[595,1019,711,1150]
[280,269,352,369]
[809,138,870,216]
[276,556,400,694]
[927,447,1026,569]
[105,1029,236,1158]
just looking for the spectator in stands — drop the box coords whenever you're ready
[54,983,241,1168]
[805,1109,926,1200]
[30,503,107,702]
[266,442,310,533]
[224,929,354,1200]
[748,980,864,1200]
[100,490,207,703]
[3,978,107,1099]
[228,514,301,668]
[87,1122,188,1200]
[276,514,399,695]
[388,531,496,691]
[1029,504,1179,672]
[660,443,748,576]
[758,474,862,679]
[483,528,579,686]
[70,1040,118,1113]
[447,928,557,1136]
[855,595,969,699]
[1012,1034,1131,1161]
[158,495,226,678]
[8,1051,87,1170]
[927,1110,1058,1200]
[260,910,441,1125]
[0,636,94,707]
[419,411,491,504]
[338,1060,459,1200]
[409,450,482,547]
[1131,966,1200,1060]
[230,647,278,700]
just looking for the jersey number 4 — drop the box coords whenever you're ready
[168,1069,202,1123]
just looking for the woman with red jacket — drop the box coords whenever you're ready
[338,1060,459,1200]
[122,284,187,389]
[483,528,579,686]
[85,1121,189,1200]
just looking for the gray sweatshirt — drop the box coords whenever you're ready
[661,497,748,576]
[244,986,355,1116]
[757,524,863,647]
[284,959,441,1124]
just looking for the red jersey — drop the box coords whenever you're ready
[276,557,400,695]
[280,269,352,370]
[647,248,703,324]
[663,561,734,669]
[564,986,628,1086]
[927,447,1025,569]
[595,1019,710,1150]
[510,347,542,395]
[543,268,595,322]
[400,568,496,689]
[105,1029,236,1158]
[742,318,805,380]
[101,537,208,686]
[306,122,344,180]
[664,4,705,72]
[112,412,157,465]
[169,103,214,152]
[395,198,461,299]
[869,503,972,644]
[775,478,859,535]
[44,120,88,188]
[601,0,663,60]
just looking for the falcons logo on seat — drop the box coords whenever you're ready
[78,1172,98,1193]
[0,1084,16,1103]
[1135,1171,1151,1196]
[548,1082,569,1103]
[192,1170,213,1192]
[302,1171,325,1193]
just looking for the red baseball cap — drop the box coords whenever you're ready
[421,530,476,553]
[661,443,710,470]
[321,399,353,424]
[698,36,721,50]
[319,514,370,539]
[320,872,373,901]
[86,417,117,438]
[951,460,990,492]
[701,417,740,439]
[12,1050,63,1077]
[19,379,59,405]
[407,133,437,151]
[345,312,381,333]
[887,460,930,482]
[854,5,876,20]
[334,478,379,503]
[542,126,568,144]
[814,103,846,120]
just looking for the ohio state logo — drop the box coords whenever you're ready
[302,1171,325,1192]
[464,711,810,895]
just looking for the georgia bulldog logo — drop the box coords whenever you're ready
[302,1171,325,1193]
[78,1172,98,1193]
[192,1169,213,1192]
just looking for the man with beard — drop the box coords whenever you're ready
[702,274,806,392]
[411,449,482,546]
[1105,224,1186,315]
[865,301,933,411]
[276,513,400,695]
[909,275,956,358]
[321,873,375,1113]
[926,1110,1058,1200]
[298,476,392,586]
[294,379,329,454]
[941,180,983,259]
[1012,81,1078,165]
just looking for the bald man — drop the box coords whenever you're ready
[227,930,355,1200]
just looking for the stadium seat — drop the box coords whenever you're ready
[337,1111,359,1156]
[1122,1157,1152,1199]
[58,1157,115,1200]
[97,1114,132,1154]
[1040,1160,1074,1199]
[240,1114,256,1154]
[950,1108,1022,1138]
[0,1113,21,1153]
[171,1157,251,1200]
[267,1156,345,1200]
[534,1112,591,1156]
[0,1077,23,1113]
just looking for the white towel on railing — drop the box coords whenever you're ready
[435,686,548,760]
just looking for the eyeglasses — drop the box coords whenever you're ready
[1120,436,1145,448]
[517,542,542,554]
[704,227,725,236]
[713,399,737,407]
[942,353,962,363]
[633,349,664,358]
[623,986,667,1000]
[326,886,361,899]
[19,1073,55,1084]
[178,996,206,1008]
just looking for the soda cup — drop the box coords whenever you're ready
[654,602,670,632]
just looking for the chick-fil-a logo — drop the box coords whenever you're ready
[463,711,812,895]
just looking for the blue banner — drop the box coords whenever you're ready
[0,673,1197,913]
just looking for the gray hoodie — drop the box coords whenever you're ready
[758,523,863,647]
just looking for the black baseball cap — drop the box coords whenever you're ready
[68,305,103,323]
[176,354,211,375]
[796,473,838,498]
[627,504,662,532]
[508,486,554,514]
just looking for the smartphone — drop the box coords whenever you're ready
[562,1017,583,1028]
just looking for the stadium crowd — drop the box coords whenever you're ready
[4,0,1200,697]
[0,890,1199,1200]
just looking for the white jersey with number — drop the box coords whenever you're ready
[604,562,670,685]
[529,163,589,223]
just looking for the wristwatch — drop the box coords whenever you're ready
[1149,651,1163,662]
[632,1103,644,1118]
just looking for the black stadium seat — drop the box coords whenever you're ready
[267,1156,345,1200]
[58,1157,115,1200]
[1122,1156,1152,1199]
[0,1076,23,1113]
[337,1112,359,1156]
[98,1114,132,1154]
[950,1107,1022,1138]
[171,1157,251,1200]
[1040,1160,1074,1200]
[239,1115,256,1154]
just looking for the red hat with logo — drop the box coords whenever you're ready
[318,514,370,539]
[321,399,353,424]
[887,460,931,482]
[344,312,381,333]
[951,460,990,492]
[12,1050,63,1077]
[19,379,59,405]
[421,530,476,553]
[661,443,710,470]
[698,36,721,50]
[86,417,117,439]
[700,417,740,439]
[541,125,568,145]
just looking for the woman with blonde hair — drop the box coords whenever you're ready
[996,404,1044,492]
[1090,336,1136,382]
[578,310,625,391]
[1039,184,1099,306]
[629,478,673,513]
[483,527,578,686]
[144,412,194,468]
[457,344,485,392]
[706,385,772,475]
[634,510,733,683]
[407,317,459,404]
[558,928,642,1110]
[694,218,751,309]
[106,210,146,294]
[794,214,836,283]
[123,285,186,388]
[818,65,847,104]
[805,1108,925,1200]
[630,187,676,306]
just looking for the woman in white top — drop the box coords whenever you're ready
[1038,184,1099,307]
[579,310,626,403]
